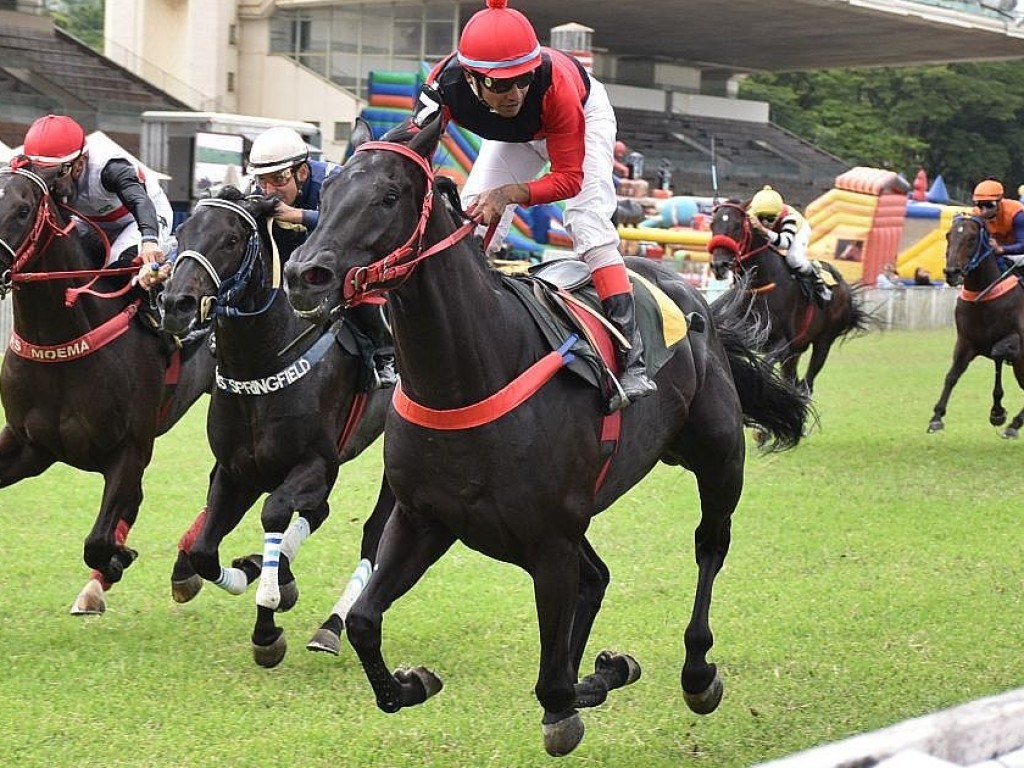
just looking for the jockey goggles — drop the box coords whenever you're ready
[757,214,778,225]
[975,200,998,210]
[476,71,535,94]
[257,167,296,188]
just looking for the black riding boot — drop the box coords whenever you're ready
[349,303,397,389]
[602,293,658,411]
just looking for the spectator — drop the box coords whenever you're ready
[876,263,903,289]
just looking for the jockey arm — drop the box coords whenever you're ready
[100,158,163,262]
[994,208,1024,258]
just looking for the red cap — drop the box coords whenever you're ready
[24,114,86,166]
[457,0,541,79]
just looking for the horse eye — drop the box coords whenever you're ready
[382,190,399,207]
[18,203,31,219]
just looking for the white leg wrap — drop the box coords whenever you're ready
[331,558,373,620]
[214,566,249,595]
[280,516,311,562]
[255,532,283,609]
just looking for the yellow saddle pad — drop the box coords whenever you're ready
[628,270,689,347]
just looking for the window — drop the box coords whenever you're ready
[334,121,352,144]
[228,24,237,46]
[270,2,459,99]
[227,72,235,93]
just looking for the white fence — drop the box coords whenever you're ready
[863,285,959,331]
[753,686,1024,768]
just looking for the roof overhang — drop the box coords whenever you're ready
[493,0,1024,73]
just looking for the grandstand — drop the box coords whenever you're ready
[0,8,186,154]
[615,108,849,208]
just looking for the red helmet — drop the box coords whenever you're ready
[24,114,86,166]
[457,0,541,79]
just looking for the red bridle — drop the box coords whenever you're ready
[341,140,477,306]
[0,167,76,279]
[706,202,772,269]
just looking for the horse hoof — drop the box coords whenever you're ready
[927,421,944,433]
[596,650,642,687]
[253,630,287,668]
[306,627,342,656]
[276,580,298,612]
[683,671,724,715]
[70,579,106,616]
[171,574,204,604]
[1002,428,1019,440]
[991,412,1008,427]
[542,711,584,757]
[395,666,443,703]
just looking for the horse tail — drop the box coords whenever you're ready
[710,284,811,451]
[837,281,878,341]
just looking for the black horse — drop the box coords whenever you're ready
[283,120,808,756]
[0,160,215,614]
[160,189,394,666]
[928,214,1024,437]
[707,201,872,394]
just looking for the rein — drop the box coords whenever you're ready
[0,167,135,305]
[341,141,476,307]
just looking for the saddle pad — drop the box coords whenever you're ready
[628,270,688,348]
[813,260,838,287]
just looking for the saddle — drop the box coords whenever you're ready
[499,258,694,402]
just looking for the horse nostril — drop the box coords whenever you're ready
[302,266,333,286]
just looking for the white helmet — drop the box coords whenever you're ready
[248,127,308,175]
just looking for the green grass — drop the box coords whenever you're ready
[3,326,1024,767]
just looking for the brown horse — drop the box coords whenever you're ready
[707,201,873,394]
[0,160,215,614]
[928,214,1024,438]
[283,119,808,756]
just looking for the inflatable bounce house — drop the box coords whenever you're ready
[805,166,969,285]
[356,68,573,258]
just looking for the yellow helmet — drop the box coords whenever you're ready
[750,185,784,217]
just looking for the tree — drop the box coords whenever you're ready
[46,0,105,53]
[740,62,1024,200]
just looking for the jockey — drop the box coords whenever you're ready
[248,126,396,389]
[412,0,656,410]
[747,185,832,305]
[971,179,1024,268]
[22,114,173,291]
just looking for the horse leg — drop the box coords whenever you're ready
[186,464,262,598]
[346,505,454,713]
[0,426,56,486]
[555,537,641,755]
[990,360,1007,427]
[779,353,802,392]
[1000,358,1024,439]
[72,450,148,615]
[928,340,975,433]
[251,459,337,668]
[801,338,837,397]
[308,473,396,655]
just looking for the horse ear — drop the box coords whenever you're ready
[408,116,441,161]
[350,117,374,151]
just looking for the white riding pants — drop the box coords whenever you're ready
[461,77,623,271]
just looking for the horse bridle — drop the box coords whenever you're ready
[339,140,476,307]
[706,202,773,269]
[948,214,996,275]
[0,166,76,295]
[170,197,281,323]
